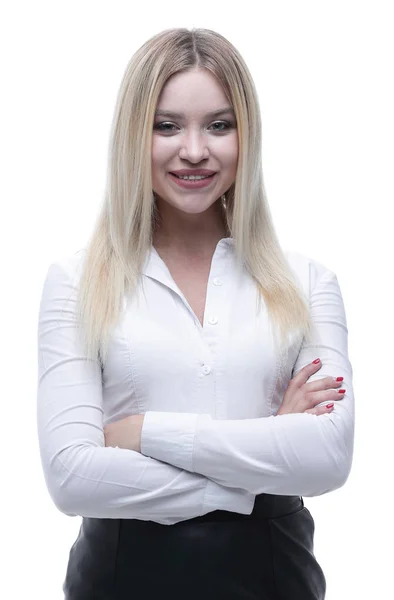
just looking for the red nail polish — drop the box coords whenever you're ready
[336,377,344,382]
[326,403,334,409]
[338,389,346,394]
[312,358,320,364]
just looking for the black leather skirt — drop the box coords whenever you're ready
[63,494,326,599]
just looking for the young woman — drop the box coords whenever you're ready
[37,27,354,600]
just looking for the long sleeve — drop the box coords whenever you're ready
[36,261,255,525]
[140,269,355,497]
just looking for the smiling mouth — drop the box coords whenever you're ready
[170,173,216,179]
[168,172,218,189]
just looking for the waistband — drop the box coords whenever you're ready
[183,493,304,524]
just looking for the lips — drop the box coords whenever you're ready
[171,173,215,179]
[169,170,217,177]
[168,172,218,189]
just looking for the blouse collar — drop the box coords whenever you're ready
[142,237,234,291]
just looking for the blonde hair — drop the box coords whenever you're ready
[77,27,315,364]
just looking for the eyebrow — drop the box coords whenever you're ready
[154,107,235,119]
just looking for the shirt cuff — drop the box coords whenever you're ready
[203,479,255,515]
[140,411,198,471]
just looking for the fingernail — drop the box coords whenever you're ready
[336,377,344,382]
[338,389,346,394]
[326,403,334,409]
[312,358,320,364]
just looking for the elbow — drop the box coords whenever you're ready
[46,469,84,517]
[42,468,80,516]
[51,488,79,516]
[309,446,353,496]
[43,445,97,517]
[328,453,353,492]
[320,465,351,496]
[50,470,86,516]
[310,413,354,496]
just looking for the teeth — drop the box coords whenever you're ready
[174,174,212,180]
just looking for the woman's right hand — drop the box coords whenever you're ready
[276,359,346,416]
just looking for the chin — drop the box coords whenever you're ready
[173,202,216,215]
[155,191,218,214]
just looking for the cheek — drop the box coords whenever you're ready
[217,133,238,163]
[220,146,238,174]
[151,137,173,166]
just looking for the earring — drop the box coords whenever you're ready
[221,193,227,208]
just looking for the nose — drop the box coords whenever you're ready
[178,129,210,162]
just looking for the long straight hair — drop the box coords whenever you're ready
[77,27,316,364]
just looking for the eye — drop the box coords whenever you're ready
[154,122,177,132]
[153,120,234,133]
[210,120,233,132]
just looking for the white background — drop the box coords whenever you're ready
[1,1,392,598]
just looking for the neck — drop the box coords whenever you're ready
[152,197,230,257]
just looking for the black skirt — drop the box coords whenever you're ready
[63,494,326,599]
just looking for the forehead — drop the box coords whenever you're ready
[156,69,232,117]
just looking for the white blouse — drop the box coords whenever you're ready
[37,238,355,525]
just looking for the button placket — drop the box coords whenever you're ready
[208,315,218,325]
[197,252,226,388]
[207,276,223,327]
[195,239,233,416]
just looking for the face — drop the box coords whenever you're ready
[151,67,238,216]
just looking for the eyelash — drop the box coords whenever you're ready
[153,120,233,133]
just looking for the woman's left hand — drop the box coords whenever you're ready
[104,414,145,452]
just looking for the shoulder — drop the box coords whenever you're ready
[42,248,87,290]
[283,248,337,293]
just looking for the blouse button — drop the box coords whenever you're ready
[202,365,212,375]
[208,316,218,325]
[213,277,223,286]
